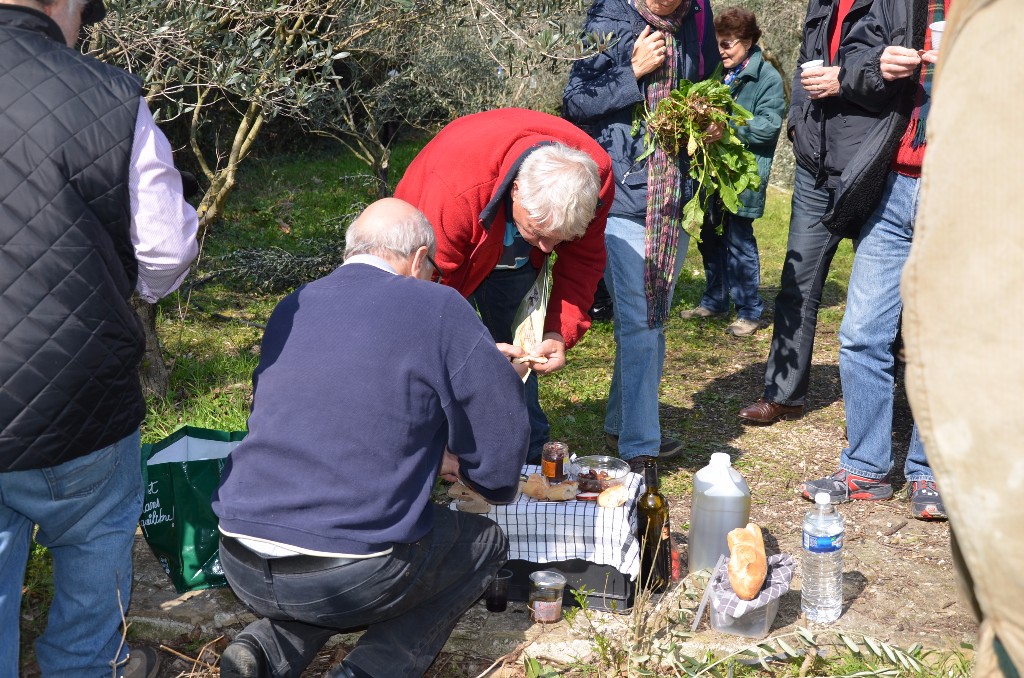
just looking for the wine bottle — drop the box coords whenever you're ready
[637,459,671,593]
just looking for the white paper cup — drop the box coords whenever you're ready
[930,21,946,50]
[800,59,824,71]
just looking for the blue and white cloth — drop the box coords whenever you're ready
[450,464,642,579]
[710,552,796,618]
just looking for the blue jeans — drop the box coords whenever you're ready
[839,172,929,481]
[470,265,548,463]
[220,506,507,678]
[696,213,764,320]
[0,431,143,677]
[603,214,689,460]
[762,166,843,406]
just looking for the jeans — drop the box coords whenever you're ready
[762,166,844,406]
[839,172,929,481]
[220,506,507,678]
[0,431,143,678]
[696,213,764,320]
[470,265,548,463]
[603,214,688,460]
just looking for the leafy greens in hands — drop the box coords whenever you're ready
[632,66,762,240]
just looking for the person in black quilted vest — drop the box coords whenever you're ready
[0,0,198,675]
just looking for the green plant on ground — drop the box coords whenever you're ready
[19,143,962,678]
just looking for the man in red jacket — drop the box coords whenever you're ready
[395,109,614,462]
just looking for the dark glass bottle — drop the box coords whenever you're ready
[637,459,671,593]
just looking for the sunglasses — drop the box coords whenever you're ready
[718,38,741,50]
[425,253,443,283]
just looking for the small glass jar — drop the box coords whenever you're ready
[528,570,567,623]
[541,442,569,483]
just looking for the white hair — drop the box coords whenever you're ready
[516,144,601,241]
[343,208,436,260]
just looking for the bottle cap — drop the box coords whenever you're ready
[710,452,731,467]
[814,491,831,505]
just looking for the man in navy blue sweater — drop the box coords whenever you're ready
[212,198,530,678]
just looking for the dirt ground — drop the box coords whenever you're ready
[655,311,977,654]
[130,299,978,677]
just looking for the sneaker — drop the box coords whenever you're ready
[122,646,161,678]
[679,306,727,320]
[726,318,760,337]
[589,302,614,322]
[908,480,947,521]
[606,434,683,460]
[800,469,893,503]
[220,635,267,678]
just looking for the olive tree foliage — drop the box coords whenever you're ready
[86,0,608,232]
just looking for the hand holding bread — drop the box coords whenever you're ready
[727,523,767,600]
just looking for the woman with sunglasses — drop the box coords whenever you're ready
[679,7,786,337]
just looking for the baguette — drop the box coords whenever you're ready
[545,480,578,501]
[597,484,629,508]
[523,473,549,499]
[727,523,767,600]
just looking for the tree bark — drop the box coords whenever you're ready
[132,296,169,398]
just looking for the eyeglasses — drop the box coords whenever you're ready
[425,253,443,283]
[718,39,740,50]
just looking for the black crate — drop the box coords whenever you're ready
[505,558,634,613]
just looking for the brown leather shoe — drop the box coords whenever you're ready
[738,398,803,424]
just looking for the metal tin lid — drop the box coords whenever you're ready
[529,570,567,589]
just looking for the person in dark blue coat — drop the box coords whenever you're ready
[563,0,719,471]
[213,199,530,678]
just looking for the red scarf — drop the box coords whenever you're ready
[892,0,949,177]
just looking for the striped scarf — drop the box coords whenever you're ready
[909,0,945,148]
[636,0,690,328]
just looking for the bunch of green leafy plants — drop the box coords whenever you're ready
[633,65,762,239]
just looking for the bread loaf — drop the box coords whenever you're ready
[523,473,549,499]
[727,523,767,600]
[545,480,579,501]
[597,484,629,508]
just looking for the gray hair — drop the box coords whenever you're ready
[516,144,601,241]
[343,207,436,260]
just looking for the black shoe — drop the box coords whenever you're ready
[606,435,683,460]
[122,646,161,678]
[328,660,373,678]
[908,479,947,521]
[221,635,267,678]
[626,455,655,474]
[589,303,614,322]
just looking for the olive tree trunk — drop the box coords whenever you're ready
[131,296,169,398]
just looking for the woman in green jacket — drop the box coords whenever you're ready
[679,7,786,337]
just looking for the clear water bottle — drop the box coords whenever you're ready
[801,491,844,623]
[687,452,751,572]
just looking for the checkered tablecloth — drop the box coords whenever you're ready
[450,465,642,579]
[710,553,796,618]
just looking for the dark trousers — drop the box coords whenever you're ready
[696,213,765,321]
[762,166,843,406]
[220,507,507,678]
[469,265,549,463]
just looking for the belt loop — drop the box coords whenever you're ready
[261,554,274,590]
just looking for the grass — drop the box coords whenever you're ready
[21,141,966,677]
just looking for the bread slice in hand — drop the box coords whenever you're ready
[727,523,767,600]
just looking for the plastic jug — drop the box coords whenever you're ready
[687,452,751,572]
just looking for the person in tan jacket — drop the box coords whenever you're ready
[902,0,1023,674]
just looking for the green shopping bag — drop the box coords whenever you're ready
[139,426,246,593]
